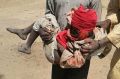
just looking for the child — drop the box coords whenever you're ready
[55,5,97,68]
[7,5,107,68]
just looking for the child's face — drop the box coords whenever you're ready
[69,27,80,40]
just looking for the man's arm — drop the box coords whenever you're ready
[80,0,120,53]
[80,24,120,52]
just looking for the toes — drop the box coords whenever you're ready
[6,28,16,33]
[6,27,27,40]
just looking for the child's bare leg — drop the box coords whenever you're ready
[18,30,39,54]
[6,23,34,40]
[18,27,52,54]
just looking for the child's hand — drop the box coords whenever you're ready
[96,19,111,33]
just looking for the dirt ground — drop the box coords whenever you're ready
[0,0,116,79]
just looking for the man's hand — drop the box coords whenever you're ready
[80,37,110,53]
[96,19,111,33]
[80,38,100,53]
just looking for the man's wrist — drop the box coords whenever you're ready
[97,37,110,48]
[106,19,111,33]
[97,40,101,49]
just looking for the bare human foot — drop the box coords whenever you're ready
[6,27,28,40]
[18,43,31,54]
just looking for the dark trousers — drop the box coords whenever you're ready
[52,59,90,79]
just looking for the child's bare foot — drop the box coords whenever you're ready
[18,43,31,54]
[6,27,27,40]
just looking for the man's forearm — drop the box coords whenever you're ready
[98,37,110,48]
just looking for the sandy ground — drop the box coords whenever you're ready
[0,0,116,79]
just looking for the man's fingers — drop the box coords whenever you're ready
[84,38,94,43]
[80,47,90,53]
[80,44,95,53]
[80,48,94,53]
[81,45,93,50]
[75,40,85,45]
[75,38,93,45]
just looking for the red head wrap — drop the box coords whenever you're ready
[71,5,97,40]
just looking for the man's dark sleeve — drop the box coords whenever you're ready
[45,0,55,15]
